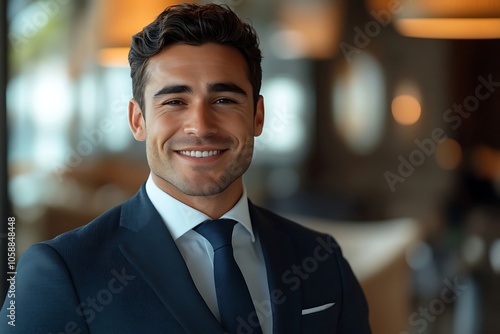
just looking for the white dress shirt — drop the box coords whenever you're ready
[145,175,272,334]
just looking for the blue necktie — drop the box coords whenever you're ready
[195,219,263,334]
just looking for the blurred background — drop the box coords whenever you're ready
[1,0,500,333]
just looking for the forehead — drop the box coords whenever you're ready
[144,43,250,93]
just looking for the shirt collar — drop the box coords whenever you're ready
[145,174,255,242]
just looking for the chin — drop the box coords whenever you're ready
[178,184,227,197]
[170,176,227,197]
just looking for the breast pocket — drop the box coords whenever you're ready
[301,303,338,334]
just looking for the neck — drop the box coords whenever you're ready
[152,175,244,219]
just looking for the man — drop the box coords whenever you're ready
[1,3,370,333]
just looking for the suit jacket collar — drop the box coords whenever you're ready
[119,185,225,334]
[250,203,302,334]
[118,185,302,334]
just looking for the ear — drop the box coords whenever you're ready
[129,99,146,141]
[253,95,265,137]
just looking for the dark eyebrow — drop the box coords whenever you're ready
[153,85,192,99]
[207,83,247,97]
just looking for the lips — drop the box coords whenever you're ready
[178,150,222,158]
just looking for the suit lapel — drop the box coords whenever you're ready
[250,203,302,334]
[118,186,225,334]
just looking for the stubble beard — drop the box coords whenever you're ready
[147,136,255,197]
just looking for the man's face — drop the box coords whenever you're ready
[129,43,264,200]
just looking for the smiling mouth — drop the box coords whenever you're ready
[178,150,223,158]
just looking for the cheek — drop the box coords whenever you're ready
[225,114,255,134]
[147,117,178,142]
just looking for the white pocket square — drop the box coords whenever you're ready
[301,302,335,315]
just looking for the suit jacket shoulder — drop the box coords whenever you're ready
[251,203,335,241]
[0,187,371,334]
[249,203,371,334]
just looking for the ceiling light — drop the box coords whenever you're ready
[393,0,500,39]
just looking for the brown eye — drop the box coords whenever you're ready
[214,98,236,104]
[163,99,184,106]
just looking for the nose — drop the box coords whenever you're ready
[183,102,218,137]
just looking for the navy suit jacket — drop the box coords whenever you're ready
[1,185,370,333]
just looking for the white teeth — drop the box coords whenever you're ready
[179,150,221,158]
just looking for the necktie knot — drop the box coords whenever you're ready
[194,218,237,251]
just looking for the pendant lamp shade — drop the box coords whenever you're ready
[368,0,500,39]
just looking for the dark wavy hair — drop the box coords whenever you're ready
[128,3,262,112]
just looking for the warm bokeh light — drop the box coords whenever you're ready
[276,1,343,59]
[98,0,189,47]
[96,2,191,66]
[471,146,500,180]
[395,18,500,39]
[435,138,462,170]
[392,0,500,39]
[391,94,421,125]
[98,48,130,67]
